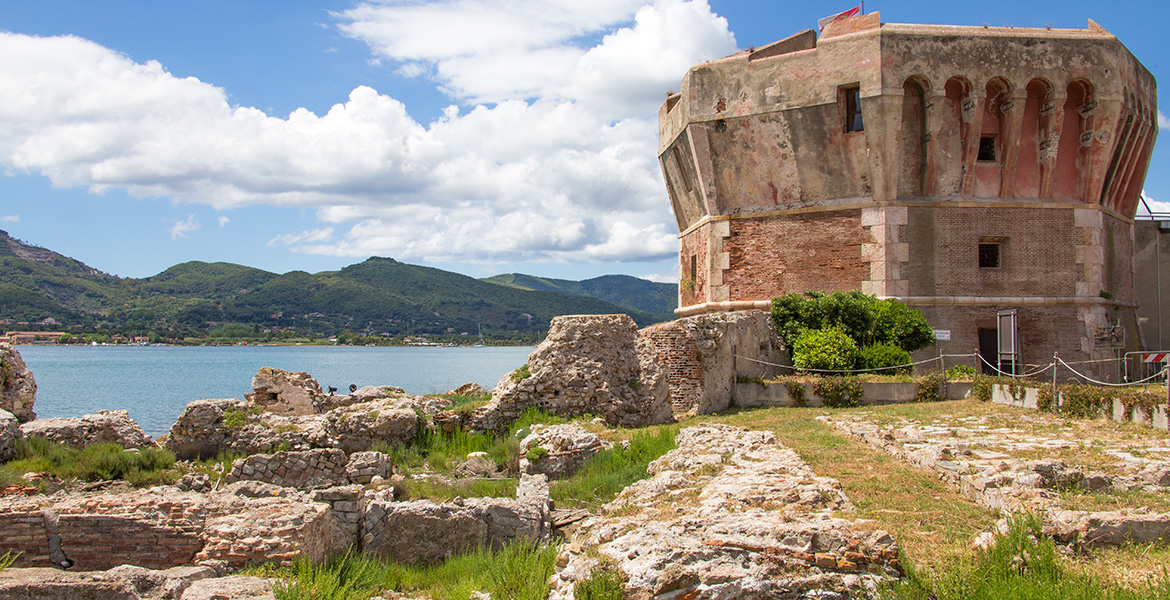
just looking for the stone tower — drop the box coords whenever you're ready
[660,13,1157,378]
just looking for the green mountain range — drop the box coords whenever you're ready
[0,230,678,339]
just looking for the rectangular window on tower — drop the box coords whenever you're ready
[842,85,863,132]
[978,135,998,162]
[978,242,1001,269]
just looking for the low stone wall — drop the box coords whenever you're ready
[165,397,418,460]
[0,489,349,572]
[225,448,350,489]
[734,380,972,408]
[20,410,156,450]
[991,384,1170,432]
[225,449,393,490]
[638,311,783,416]
[363,474,552,565]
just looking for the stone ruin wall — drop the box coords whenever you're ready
[640,311,782,415]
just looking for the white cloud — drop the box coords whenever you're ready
[1159,111,1170,131]
[268,227,335,247]
[217,216,230,227]
[1139,190,1170,216]
[0,3,736,265]
[0,215,18,222]
[335,0,734,117]
[170,214,201,239]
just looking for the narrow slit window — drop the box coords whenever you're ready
[844,86,863,132]
[690,255,698,282]
[978,243,1000,269]
[978,135,997,162]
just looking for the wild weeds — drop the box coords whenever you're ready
[2,437,177,486]
[271,541,558,600]
[881,514,1170,600]
[551,426,677,508]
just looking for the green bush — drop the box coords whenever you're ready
[945,365,977,380]
[812,376,864,408]
[575,564,627,600]
[770,290,935,353]
[916,371,945,403]
[222,407,248,430]
[857,343,912,375]
[509,364,531,382]
[793,326,858,372]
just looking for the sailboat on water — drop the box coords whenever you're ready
[472,324,485,347]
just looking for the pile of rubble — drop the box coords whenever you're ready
[549,424,900,599]
[826,413,1170,547]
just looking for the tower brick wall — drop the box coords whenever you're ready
[661,13,1157,380]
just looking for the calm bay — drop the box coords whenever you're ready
[17,345,534,436]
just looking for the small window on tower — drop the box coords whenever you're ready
[978,243,1001,269]
[978,135,997,162]
[843,86,863,132]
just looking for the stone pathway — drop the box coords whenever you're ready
[825,411,1170,547]
[549,423,900,600]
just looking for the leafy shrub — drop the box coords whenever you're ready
[524,446,548,462]
[857,343,912,375]
[812,376,863,408]
[770,290,935,353]
[780,376,807,407]
[971,374,996,402]
[575,563,627,600]
[793,326,858,372]
[916,371,945,403]
[1057,382,1111,418]
[945,365,977,380]
[509,364,532,382]
[222,407,248,430]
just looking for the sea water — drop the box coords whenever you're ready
[17,345,533,436]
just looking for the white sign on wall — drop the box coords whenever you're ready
[933,329,951,341]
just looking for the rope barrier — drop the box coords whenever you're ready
[735,353,942,374]
[1057,356,1126,366]
[736,352,980,375]
[1056,357,1169,387]
[976,354,1054,378]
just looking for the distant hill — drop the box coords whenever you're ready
[0,230,676,338]
[482,273,677,316]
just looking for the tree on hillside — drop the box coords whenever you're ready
[770,291,934,372]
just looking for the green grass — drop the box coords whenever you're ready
[396,477,518,502]
[0,550,17,573]
[573,563,626,600]
[1,437,178,487]
[882,515,1170,600]
[268,541,558,600]
[551,426,678,509]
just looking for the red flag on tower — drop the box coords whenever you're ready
[818,5,862,31]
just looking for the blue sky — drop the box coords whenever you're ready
[1,1,1167,282]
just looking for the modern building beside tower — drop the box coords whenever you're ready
[659,12,1159,380]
